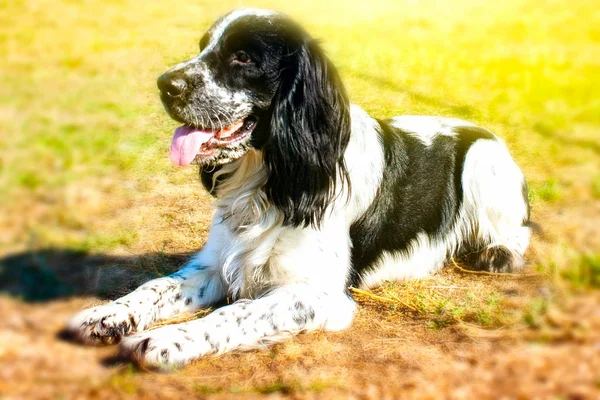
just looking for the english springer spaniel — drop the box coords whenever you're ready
[68,9,532,369]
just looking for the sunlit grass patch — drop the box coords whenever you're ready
[192,384,222,395]
[2,0,599,259]
[191,377,340,396]
[0,0,596,352]
[109,364,141,396]
[530,178,563,203]
[592,176,600,199]
[522,297,549,329]
[78,230,139,252]
[351,266,542,331]
[350,265,598,345]
[559,254,600,290]
[0,1,598,398]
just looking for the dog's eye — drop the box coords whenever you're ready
[232,51,252,64]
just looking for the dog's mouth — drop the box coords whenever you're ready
[170,117,257,166]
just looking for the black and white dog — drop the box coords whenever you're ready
[68,9,532,369]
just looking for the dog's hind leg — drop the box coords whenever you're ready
[461,138,532,273]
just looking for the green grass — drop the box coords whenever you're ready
[2,0,598,204]
[530,178,563,203]
[560,254,600,289]
[592,176,600,199]
[1,0,598,291]
[1,6,597,396]
[109,365,141,395]
[192,379,336,395]
[523,297,550,329]
[362,278,516,330]
[426,291,507,329]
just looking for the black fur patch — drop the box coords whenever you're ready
[200,166,222,195]
[349,122,497,286]
[470,245,523,273]
[262,38,351,228]
[128,313,138,330]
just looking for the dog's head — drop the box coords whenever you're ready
[159,9,351,226]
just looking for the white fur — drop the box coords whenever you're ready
[203,9,276,56]
[68,106,381,366]
[360,233,449,287]
[68,104,529,368]
[121,285,355,370]
[461,138,531,254]
[171,8,277,72]
[169,10,278,127]
[67,8,532,368]
[391,115,475,146]
[361,123,530,288]
[67,264,225,344]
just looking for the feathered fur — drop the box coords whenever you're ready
[67,9,532,370]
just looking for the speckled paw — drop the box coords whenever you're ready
[120,325,209,370]
[67,303,140,345]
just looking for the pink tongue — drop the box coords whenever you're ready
[170,126,216,166]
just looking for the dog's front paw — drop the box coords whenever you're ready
[67,303,141,345]
[120,325,211,370]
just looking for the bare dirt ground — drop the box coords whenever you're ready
[1,279,599,399]
[1,191,599,399]
[1,0,599,398]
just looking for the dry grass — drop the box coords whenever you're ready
[1,0,599,398]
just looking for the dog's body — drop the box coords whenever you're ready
[68,9,531,369]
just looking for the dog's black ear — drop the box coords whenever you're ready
[264,39,351,228]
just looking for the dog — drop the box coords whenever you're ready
[67,8,532,369]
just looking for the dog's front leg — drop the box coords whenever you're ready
[67,218,231,344]
[66,263,225,344]
[120,284,357,369]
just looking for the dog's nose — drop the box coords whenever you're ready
[157,72,187,98]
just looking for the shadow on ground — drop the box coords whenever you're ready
[354,73,600,156]
[533,122,600,155]
[352,71,477,118]
[0,249,192,302]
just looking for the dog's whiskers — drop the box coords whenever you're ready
[202,109,211,131]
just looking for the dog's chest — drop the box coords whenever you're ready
[216,188,352,299]
[212,156,291,298]
[217,191,288,298]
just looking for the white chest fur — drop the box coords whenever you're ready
[210,105,384,299]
